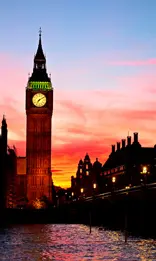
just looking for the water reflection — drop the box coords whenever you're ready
[0,224,155,260]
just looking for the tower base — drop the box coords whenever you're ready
[27,175,52,208]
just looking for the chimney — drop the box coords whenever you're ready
[112,145,115,153]
[127,136,131,146]
[117,142,120,150]
[133,132,138,143]
[122,139,126,148]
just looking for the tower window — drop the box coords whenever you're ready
[86,164,88,170]
[86,171,89,176]
[80,169,82,173]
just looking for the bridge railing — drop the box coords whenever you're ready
[84,182,156,202]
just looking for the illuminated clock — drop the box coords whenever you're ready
[32,93,46,107]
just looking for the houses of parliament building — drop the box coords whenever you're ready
[71,133,156,198]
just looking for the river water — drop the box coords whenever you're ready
[0,224,155,260]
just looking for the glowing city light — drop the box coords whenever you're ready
[93,183,97,189]
[112,176,116,183]
[32,198,45,209]
[80,188,84,193]
[142,166,147,174]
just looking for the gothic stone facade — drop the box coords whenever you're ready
[26,31,53,204]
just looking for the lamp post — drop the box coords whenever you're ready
[93,183,97,190]
[89,183,97,234]
[71,192,74,201]
[140,165,149,240]
[80,188,84,194]
[56,195,59,207]
[143,166,147,186]
[112,176,116,192]
[112,176,116,183]
[140,165,149,186]
[80,188,84,199]
[93,183,97,199]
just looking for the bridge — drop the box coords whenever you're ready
[67,181,156,238]
[84,182,156,202]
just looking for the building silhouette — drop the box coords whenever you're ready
[26,29,53,205]
[102,132,156,192]
[71,153,102,197]
[0,116,17,209]
[71,133,156,197]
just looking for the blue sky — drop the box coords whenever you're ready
[1,1,156,57]
[1,0,156,91]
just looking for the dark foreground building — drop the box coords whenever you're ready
[0,116,17,209]
[71,132,156,197]
[102,132,156,192]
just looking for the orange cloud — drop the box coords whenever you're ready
[3,87,156,188]
[1,54,156,188]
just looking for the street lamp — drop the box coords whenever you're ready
[80,188,84,193]
[140,165,149,186]
[112,176,116,192]
[112,176,116,183]
[93,183,97,189]
[56,195,59,207]
[92,183,97,198]
[142,166,147,174]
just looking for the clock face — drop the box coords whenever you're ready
[32,93,46,107]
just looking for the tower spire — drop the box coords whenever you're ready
[34,27,45,62]
[2,114,7,127]
[39,27,42,38]
[28,28,51,82]
[28,27,51,83]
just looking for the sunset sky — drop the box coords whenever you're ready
[1,1,156,187]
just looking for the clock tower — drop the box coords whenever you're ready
[26,29,53,204]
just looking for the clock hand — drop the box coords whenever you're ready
[37,97,44,103]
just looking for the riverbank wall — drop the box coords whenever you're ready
[0,190,156,238]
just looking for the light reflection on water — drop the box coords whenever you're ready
[0,224,155,260]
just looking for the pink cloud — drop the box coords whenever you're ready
[108,58,156,66]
